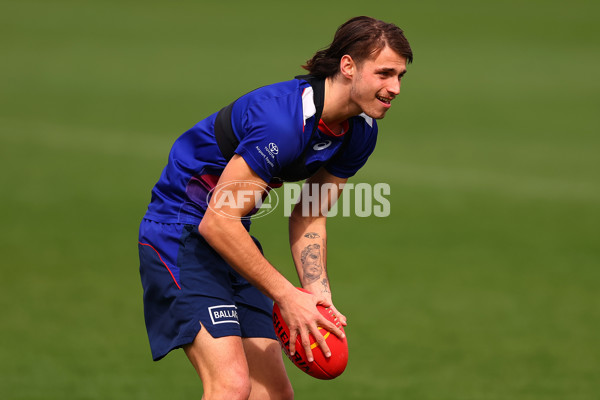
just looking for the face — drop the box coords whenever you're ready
[347,46,407,119]
[301,244,322,280]
[305,248,321,276]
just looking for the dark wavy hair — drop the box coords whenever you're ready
[302,16,413,78]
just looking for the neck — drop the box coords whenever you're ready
[321,75,361,129]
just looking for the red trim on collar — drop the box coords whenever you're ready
[318,119,349,137]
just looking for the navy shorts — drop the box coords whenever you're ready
[138,219,276,361]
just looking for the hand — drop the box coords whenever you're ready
[301,281,348,326]
[277,289,346,363]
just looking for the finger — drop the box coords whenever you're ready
[311,326,332,358]
[299,327,315,362]
[288,330,297,356]
[320,317,345,340]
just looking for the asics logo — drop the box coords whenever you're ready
[313,140,332,151]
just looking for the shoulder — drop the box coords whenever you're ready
[228,79,315,179]
[232,79,314,141]
[237,80,314,123]
[236,80,309,111]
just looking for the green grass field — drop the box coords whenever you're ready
[1,0,598,398]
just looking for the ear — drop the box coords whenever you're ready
[339,55,355,79]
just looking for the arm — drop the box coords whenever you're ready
[199,155,343,361]
[289,167,349,325]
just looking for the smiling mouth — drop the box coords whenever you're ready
[376,95,392,105]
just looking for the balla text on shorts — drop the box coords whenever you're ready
[208,305,239,325]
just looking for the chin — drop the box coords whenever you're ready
[364,110,388,120]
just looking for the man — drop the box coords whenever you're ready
[138,16,412,399]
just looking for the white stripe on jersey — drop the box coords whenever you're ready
[301,86,316,128]
[359,113,374,127]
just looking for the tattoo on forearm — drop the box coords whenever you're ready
[304,232,320,239]
[300,243,322,283]
[321,278,330,294]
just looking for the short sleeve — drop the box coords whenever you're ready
[232,94,305,183]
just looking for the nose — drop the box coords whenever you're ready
[388,78,401,96]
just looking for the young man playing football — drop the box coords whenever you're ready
[138,16,412,399]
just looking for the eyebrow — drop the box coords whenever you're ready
[376,67,407,77]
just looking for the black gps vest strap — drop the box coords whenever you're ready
[213,101,237,162]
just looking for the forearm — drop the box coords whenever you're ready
[289,169,347,297]
[289,206,348,327]
[289,211,331,296]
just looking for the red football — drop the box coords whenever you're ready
[272,288,348,380]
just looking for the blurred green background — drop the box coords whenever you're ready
[1,0,598,398]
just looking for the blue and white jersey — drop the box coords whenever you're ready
[143,78,378,225]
